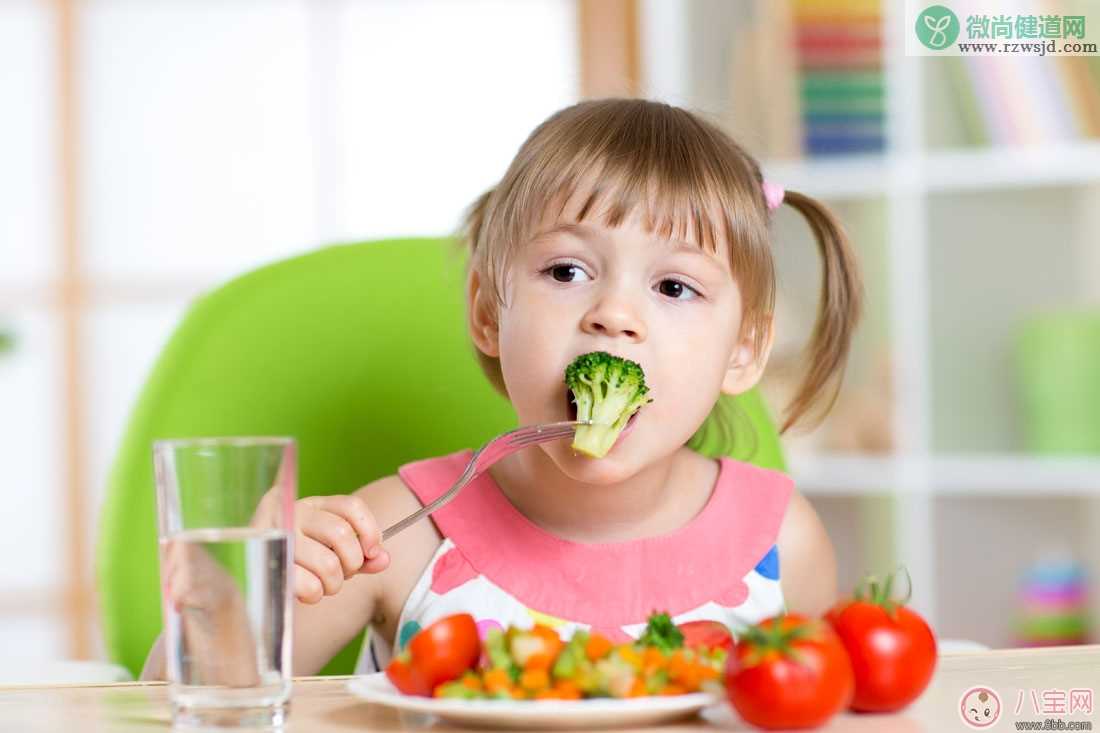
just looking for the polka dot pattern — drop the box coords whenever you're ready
[398,620,421,650]
[476,618,503,640]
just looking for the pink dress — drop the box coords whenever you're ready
[355,449,793,675]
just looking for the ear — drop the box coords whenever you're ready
[720,315,775,396]
[466,267,500,358]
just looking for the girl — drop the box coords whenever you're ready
[142,97,862,681]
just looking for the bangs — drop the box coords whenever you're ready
[542,157,732,257]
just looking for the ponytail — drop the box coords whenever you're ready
[774,190,864,434]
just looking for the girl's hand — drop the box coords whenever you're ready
[253,493,391,604]
[161,538,247,616]
[161,539,260,686]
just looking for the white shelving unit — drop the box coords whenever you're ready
[640,0,1100,647]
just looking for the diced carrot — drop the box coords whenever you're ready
[530,624,564,658]
[676,666,702,690]
[520,668,550,691]
[628,677,648,697]
[660,683,687,696]
[698,664,720,681]
[585,633,613,661]
[553,679,581,698]
[461,674,482,690]
[523,652,554,672]
[668,650,689,680]
[642,646,665,673]
[483,668,511,694]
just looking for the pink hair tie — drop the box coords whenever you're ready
[762,180,785,212]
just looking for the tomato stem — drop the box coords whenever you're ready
[854,564,914,610]
[738,615,819,668]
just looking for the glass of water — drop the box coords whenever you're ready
[153,437,296,729]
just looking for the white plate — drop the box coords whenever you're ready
[346,672,725,730]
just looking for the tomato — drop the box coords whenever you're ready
[385,613,481,696]
[825,566,937,712]
[385,657,432,697]
[677,620,734,652]
[725,613,854,730]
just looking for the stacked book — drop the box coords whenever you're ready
[796,0,885,155]
[728,0,885,158]
[942,52,1100,146]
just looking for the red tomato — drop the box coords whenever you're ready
[385,613,481,696]
[678,620,734,652]
[825,566,937,712]
[385,657,432,697]
[725,613,854,730]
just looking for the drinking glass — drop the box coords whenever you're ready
[153,437,296,729]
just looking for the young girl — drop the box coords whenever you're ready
[142,97,862,681]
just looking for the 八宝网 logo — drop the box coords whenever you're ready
[960,685,1002,728]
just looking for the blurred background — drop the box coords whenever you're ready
[2,0,1100,678]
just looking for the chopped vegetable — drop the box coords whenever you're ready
[637,611,684,652]
[565,351,653,458]
[413,612,726,701]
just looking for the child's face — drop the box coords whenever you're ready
[469,193,771,483]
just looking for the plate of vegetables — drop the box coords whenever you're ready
[346,611,729,730]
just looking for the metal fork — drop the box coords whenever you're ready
[380,419,592,542]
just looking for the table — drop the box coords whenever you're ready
[1,645,1098,732]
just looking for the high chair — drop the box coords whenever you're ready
[95,237,788,678]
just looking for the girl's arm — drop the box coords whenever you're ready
[293,474,417,676]
[291,569,380,676]
[777,491,839,617]
[140,632,167,681]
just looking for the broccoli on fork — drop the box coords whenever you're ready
[564,351,654,458]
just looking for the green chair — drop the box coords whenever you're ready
[96,237,787,678]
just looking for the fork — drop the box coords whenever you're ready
[380,419,592,542]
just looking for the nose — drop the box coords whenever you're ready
[580,289,647,342]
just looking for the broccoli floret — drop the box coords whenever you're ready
[564,351,653,458]
[637,611,684,652]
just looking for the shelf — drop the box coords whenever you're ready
[922,142,1100,192]
[759,141,1100,201]
[786,452,898,495]
[789,453,1100,496]
[761,154,890,201]
[933,454,1100,495]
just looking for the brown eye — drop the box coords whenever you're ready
[657,278,699,300]
[545,264,589,283]
[658,280,683,298]
[551,265,577,282]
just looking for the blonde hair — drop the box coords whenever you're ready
[452,98,862,452]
